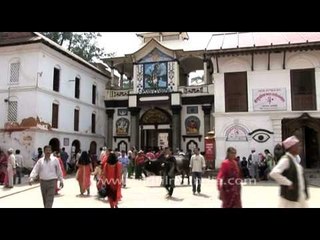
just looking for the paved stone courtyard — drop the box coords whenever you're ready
[1,175,320,208]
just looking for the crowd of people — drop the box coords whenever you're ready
[0,135,310,208]
[0,148,24,188]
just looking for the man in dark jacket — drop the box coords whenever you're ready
[270,136,309,208]
[162,147,176,198]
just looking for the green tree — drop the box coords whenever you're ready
[40,32,106,63]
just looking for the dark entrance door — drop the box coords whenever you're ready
[49,138,60,153]
[282,113,320,169]
[305,127,319,168]
[139,107,172,151]
[141,129,172,151]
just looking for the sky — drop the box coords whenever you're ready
[98,32,216,57]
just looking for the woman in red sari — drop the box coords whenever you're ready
[76,151,93,196]
[102,152,122,208]
[217,147,242,208]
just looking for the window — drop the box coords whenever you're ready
[188,70,204,86]
[92,85,96,104]
[91,113,96,133]
[291,68,316,110]
[74,109,79,131]
[52,103,59,128]
[225,72,248,112]
[10,62,20,84]
[7,101,17,122]
[187,106,198,114]
[75,77,80,99]
[53,67,60,92]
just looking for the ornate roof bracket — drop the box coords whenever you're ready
[251,52,254,71]
[282,50,286,69]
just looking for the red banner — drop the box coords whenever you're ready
[205,138,215,169]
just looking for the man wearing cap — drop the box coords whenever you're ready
[269,136,309,208]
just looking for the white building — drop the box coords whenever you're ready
[211,32,320,169]
[0,32,110,168]
[103,32,320,170]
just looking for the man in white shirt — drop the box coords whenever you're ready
[29,145,64,208]
[14,149,23,184]
[189,147,206,194]
[248,149,260,181]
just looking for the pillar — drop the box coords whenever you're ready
[129,107,140,149]
[106,109,115,149]
[119,73,123,88]
[202,104,212,136]
[203,59,208,85]
[171,105,182,151]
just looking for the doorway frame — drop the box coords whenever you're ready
[282,113,320,168]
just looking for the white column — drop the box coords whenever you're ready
[120,73,123,88]
[271,117,282,144]
[111,67,115,87]
[203,60,208,84]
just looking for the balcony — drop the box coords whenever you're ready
[105,84,214,101]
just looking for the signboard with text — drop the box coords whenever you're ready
[253,88,287,111]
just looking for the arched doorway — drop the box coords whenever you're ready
[117,140,128,153]
[140,107,172,150]
[282,113,320,169]
[89,141,97,154]
[49,138,60,153]
[71,139,81,164]
[71,139,81,154]
[186,140,198,152]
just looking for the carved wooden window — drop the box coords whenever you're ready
[92,84,96,105]
[225,72,248,112]
[52,103,59,128]
[7,101,17,122]
[10,62,20,84]
[290,68,316,111]
[91,113,96,133]
[53,67,60,92]
[75,77,80,99]
[74,109,79,131]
